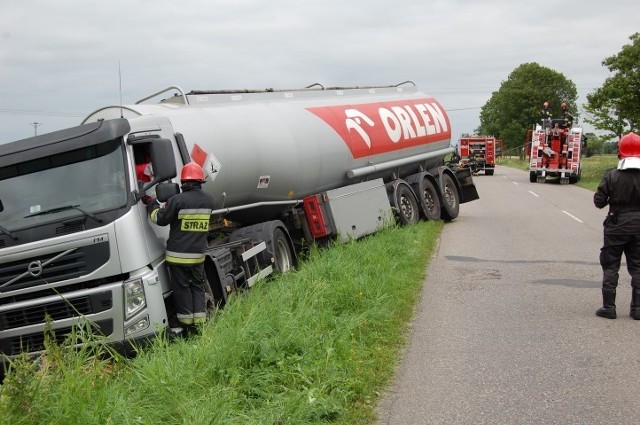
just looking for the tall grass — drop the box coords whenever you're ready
[1,220,443,425]
[497,155,618,191]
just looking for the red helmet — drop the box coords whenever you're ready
[180,162,205,182]
[618,132,640,159]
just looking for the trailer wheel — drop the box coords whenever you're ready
[272,227,294,272]
[529,171,536,183]
[418,177,441,221]
[392,183,420,225]
[440,173,460,221]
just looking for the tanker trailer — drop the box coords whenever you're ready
[0,82,478,361]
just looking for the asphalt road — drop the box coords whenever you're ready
[376,165,640,425]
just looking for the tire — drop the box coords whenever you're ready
[440,173,460,221]
[417,177,441,221]
[569,169,581,184]
[393,183,420,225]
[229,221,296,273]
[529,171,537,183]
[272,227,294,272]
[485,169,494,176]
[203,276,219,313]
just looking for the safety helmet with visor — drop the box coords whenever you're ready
[180,162,206,182]
[617,132,640,170]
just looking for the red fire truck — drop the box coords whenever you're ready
[528,119,582,184]
[457,135,502,176]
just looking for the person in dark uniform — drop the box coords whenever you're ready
[143,162,214,332]
[561,102,574,128]
[593,132,640,320]
[540,102,551,127]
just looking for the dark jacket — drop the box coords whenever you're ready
[594,168,640,234]
[150,186,214,265]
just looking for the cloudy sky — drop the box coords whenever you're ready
[1,0,638,144]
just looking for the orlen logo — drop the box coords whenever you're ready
[307,97,451,159]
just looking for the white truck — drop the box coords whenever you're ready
[0,82,478,363]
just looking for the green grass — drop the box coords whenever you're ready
[497,155,619,191]
[0,221,443,425]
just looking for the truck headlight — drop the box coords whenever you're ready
[124,278,147,320]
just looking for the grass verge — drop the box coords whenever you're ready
[1,220,443,425]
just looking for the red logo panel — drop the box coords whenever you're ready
[307,97,451,159]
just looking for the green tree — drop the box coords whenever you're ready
[478,63,577,153]
[584,32,640,138]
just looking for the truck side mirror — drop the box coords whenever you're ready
[155,182,180,202]
[138,138,177,195]
[149,138,177,181]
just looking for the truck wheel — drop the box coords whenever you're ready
[529,171,536,183]
[418,177,441,221]
[203,276,220,313]
[393,183,420,225]
[272,227,294,272]
[569,170,581,184]
[440,173,460,221]
[485,169,494,176]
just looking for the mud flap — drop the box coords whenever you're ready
[454,167,479,203]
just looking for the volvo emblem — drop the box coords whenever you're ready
[27,261,43,277]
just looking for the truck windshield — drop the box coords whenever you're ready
[0,138,127,230]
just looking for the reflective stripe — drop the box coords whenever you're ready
[166,255,205,265]
[179,209,211,232]
[177,313,194,325]
[180,219,209,232]
[193,312,206,324]
[166,250,205,259]
[178,213,211,220]
[150,208,160,223]
[178,208,212,218]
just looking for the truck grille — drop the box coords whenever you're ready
[0,242,110,293]
[0,319,113,357]
[0,291,112,331]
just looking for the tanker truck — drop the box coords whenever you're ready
[0,81,478,363]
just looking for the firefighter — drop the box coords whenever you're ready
[143,162,215,333]
[593,132,640,320]
[540,101,552,127]
[561,102,574,128]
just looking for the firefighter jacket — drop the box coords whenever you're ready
[594,168,640,234]
[149,186,214,265]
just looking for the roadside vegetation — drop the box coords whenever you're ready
[0,220,442,425]
[497,154,618,191]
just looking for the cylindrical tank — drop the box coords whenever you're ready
[84,84,452,222]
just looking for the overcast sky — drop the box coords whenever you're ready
[1,0,638,144]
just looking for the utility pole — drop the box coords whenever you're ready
[30,122,42,136]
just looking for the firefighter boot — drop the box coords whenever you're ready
[596,288,617,319]
[630,288,640,320]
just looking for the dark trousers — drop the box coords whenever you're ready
[600,233,640,291]
[169,263,207,326]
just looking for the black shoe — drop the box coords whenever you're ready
[630,289,640,320]
[596,307,617,319]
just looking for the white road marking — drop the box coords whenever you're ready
[528,191,539,198]
[512,182,519,185]
[562,210,584,223]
